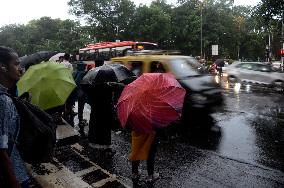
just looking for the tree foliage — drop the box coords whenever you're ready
[0,17,91,56]
[0,0,281,60]
[68,0,135,41]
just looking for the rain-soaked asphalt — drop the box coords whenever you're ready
[69,80,284,187]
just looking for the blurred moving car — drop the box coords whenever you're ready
[225,62,284,89]
[272,61,282,71]
[110,55,223,117]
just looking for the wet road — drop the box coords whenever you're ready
[217,81,284,172]
[71,81,284,187]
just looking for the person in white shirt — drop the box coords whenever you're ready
[61,53,73,71]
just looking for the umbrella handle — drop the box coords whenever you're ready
[107,82,125,88]
[19,92,32,102]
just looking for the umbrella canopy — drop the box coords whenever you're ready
[214,59,225,67]
[49,53,65,62]
[117,73,186,133]
[81,64,136,86]
[20,51,57,68]
[17,62,76,110]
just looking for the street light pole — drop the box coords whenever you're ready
[269,32,271,62]
[116,25,119,39]
[200,1,203,59]
[281,9,284,71]
[113,14,119,42]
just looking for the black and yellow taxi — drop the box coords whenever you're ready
[110,55,223,118]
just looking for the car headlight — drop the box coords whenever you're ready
[191,94,207,102]
[222,73,228,77]
[214,75,220,84]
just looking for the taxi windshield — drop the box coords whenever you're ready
[169,58,201,78]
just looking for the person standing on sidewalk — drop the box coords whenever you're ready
[87,83,115,151]
[61,53,73,71]
[72,63,89,134]
[130,131,160,183]
[0,46,29,188]
[62,53,76,125]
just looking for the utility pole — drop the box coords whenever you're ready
[113,14,119,42]
[281,9,284,71]
[116,26,119,39]
[200,1,203,59]
[268,32,271,62]
[234,16,244,61]
[237,46,240,60]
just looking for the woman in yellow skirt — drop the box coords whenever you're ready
[129,131,160,182]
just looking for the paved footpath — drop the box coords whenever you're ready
[28,143,128,188]
[28,121,128,188]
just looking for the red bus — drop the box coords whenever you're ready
[79,41,159,62]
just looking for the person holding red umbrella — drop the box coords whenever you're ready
[117,73,186,183]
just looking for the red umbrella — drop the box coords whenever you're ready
[117,73,186,133]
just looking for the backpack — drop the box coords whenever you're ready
[0,92,56,163]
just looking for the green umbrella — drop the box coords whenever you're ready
[17,62,76,110]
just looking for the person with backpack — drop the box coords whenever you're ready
[0,46,29,188]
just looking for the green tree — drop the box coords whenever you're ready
[0,24,30,56]
[171,0,200,54]
[129,4,171,46]
[254,0,283,60]
[0,17,91,55]
[255,0,283,22]
[68,0,136,41]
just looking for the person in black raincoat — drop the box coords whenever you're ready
[87,83,115,149]
[84,59,115,150]
[83,61,135,150]
[214,59,225,75]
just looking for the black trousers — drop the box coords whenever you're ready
[88,106,112,145]
[132,135,158,176]
[78,95,86,122]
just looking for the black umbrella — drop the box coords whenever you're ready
[20,51,57,69]
[214,59,225,67]
[81,64,136,86]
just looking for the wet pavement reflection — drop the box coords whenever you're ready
[215,79,284,172]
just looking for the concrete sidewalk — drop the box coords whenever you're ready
[27,143,128,188]
[27,120,127,188]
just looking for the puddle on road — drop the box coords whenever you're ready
[215,113,258,162]
[214,111,284,172]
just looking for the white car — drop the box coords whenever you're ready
[272,61,282,71]
[225,62,284,89]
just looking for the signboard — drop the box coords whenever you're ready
[212,45,218,56]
